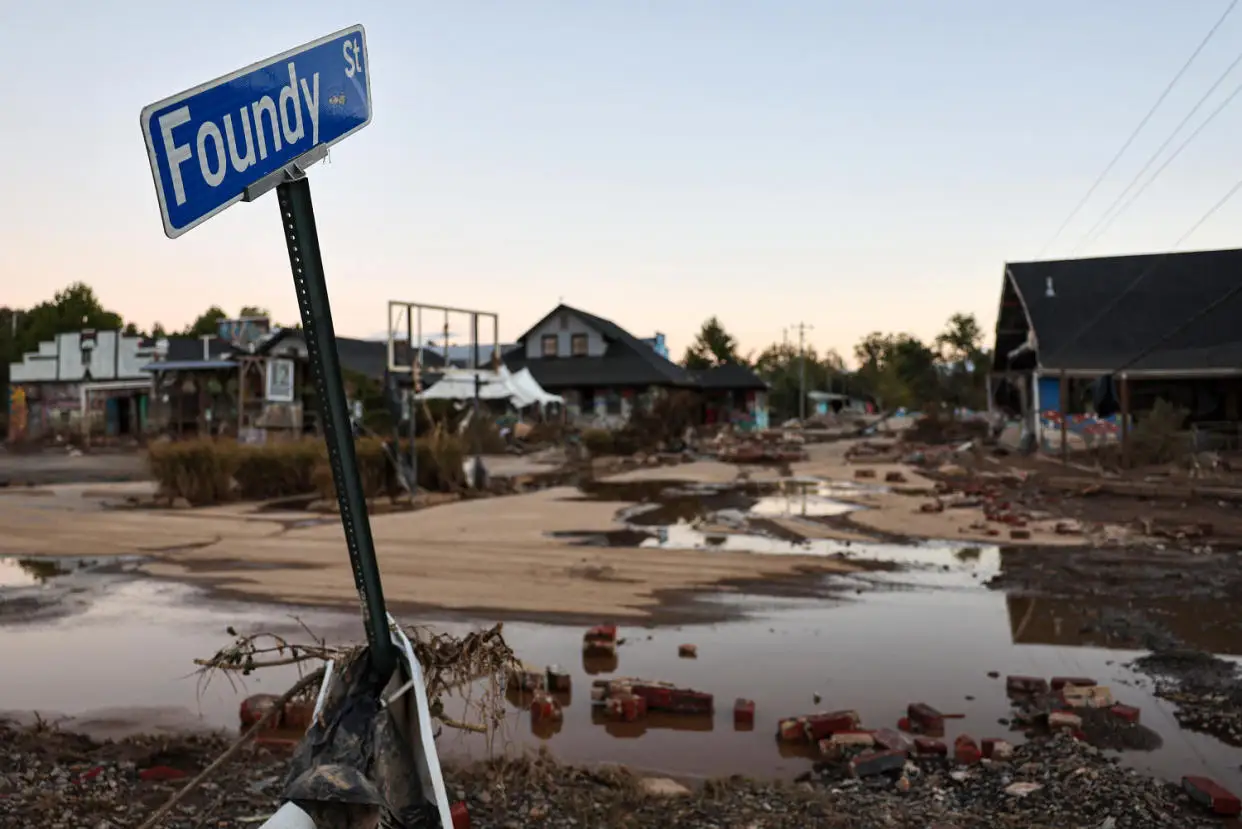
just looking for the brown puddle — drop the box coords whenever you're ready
[2,564,1241,793]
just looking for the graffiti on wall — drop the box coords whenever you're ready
[7,387,28,441]
[1039,411,1127,451]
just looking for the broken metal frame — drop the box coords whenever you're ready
[386,301,500,487]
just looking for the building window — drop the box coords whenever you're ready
[559,314,570,330]
[541,334,558,357]
[605,389,622,415]
[571,333,588,357]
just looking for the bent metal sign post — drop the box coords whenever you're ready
[138,24,401,711]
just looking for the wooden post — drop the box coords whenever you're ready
[1120,373,1131,468]
[237,361,246,437]
[1059,371,1068,462]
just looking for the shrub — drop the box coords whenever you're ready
[580,428,615,456]
[314,431,466,500]
[148,439,241,505]
[1130,399,1190,466]
[233,439,323,500]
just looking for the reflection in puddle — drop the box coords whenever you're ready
[0,557,69,587]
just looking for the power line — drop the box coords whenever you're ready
[1111,176,1242,374]
[1076,68,1242,252]
[1041,167,1242,369]
[1035,0,1237,258]
[1071,31,1242,253]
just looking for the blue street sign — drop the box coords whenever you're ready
[141,25,371,239]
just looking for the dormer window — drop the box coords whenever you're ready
[571,333,588,357]
[541,334,558,357]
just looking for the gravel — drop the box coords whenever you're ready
[2,718,1229,828]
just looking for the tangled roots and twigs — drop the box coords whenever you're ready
[193,618,519,739]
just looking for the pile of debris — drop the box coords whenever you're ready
[713,429,809,465]
[590,677,714,721]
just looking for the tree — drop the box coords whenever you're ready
[17,284,123,353]
[682,316,744,370]
[151,322,168,339]
[123,322,141,337]
[183,306,228,337]
[935,313,983,365]
[934,313,990,411]
[752,342,849,422]
[239,306,270,319]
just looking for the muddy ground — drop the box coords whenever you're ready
[0,448,149,487]
[7,436,1242,825]
[0,720,1226,829]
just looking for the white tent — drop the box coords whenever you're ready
[419,367,562,408]
[509,368,563,407]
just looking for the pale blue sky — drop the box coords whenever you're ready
[4,1,1242,363]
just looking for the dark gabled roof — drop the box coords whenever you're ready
[694,362,769,391]
[157,336,233,362]
[997,247,1242,375]
[509,304,696,388]
[248,329,446,381]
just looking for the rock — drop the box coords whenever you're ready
[1005,782,1043,797]
[640,777,692,797]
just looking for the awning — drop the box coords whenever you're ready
[142,360,236,372]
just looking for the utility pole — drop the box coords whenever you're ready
[792,321,813,421]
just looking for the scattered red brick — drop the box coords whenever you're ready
[913,737,947,757]
[803,710,862,742]
[546,666,572,693]
[907,703,945,734]
[1110,703,1141,724]
[1005,675,1049,696]
[509,668,546,692]
[451,800,471,829]
[239,693,282,728]
[981,738,1013,761]
[953,735,982,766]
[873,727,914,754]
[884,471,907,483]
[1048,711,1083,731]
[920,501,945,514]
[282,699,314,731]
[733,698,755,728]
[1183,776,1242,816]
[530,691,563,722]
[1009,528,1032,540]
[855,469,876,479]
[605,692,647,722]
[77,766,105,784]
[678,644,698,658]
[896,716,913,732]
[1050,676,1097,691]
[583,625,618,654]
[139,766,188,782]
[850,749,907,778]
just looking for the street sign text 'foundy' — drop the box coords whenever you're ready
[140,25,371,238]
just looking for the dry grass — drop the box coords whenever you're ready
[193,617,519,740]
